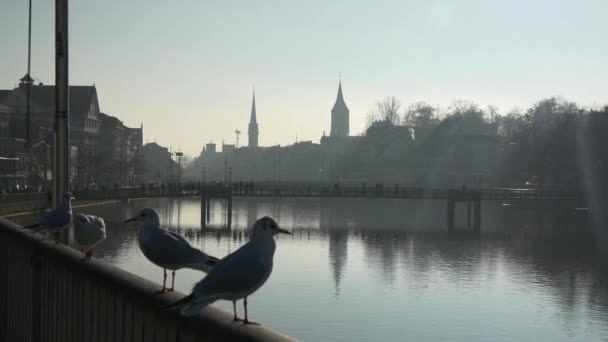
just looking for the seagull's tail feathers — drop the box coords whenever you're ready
[179,295,219,316]
[28,224,50,233]
[161,293,195,311]
[161,293,219,317]
[186,249,220,273]
[23,223,40,230]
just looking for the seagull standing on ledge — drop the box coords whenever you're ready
[74,213,106,259]
[124,208,219,292]
[24,192,74,236]
[166,216,291,324]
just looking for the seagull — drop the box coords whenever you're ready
[165,216,291,324]
[73,213,106,259]
[24,192,74,238]
[124,208,220,293]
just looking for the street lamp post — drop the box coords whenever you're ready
[224,155,227,183]
[53,0,70,208]
[448,170,456,189]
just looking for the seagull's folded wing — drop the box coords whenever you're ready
[193,243,270,298]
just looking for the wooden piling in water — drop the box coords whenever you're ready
[474,199,481,234]
[227,197,233,228]
[447,190,482,234]
[447,191,455,234]
[201,197,207,228]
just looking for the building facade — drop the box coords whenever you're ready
[97,113,143,187]
[0,76,101,187]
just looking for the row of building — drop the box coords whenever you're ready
[0,74,178,191]
[186,80,505,187]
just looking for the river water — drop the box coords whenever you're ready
[20,196,608,341]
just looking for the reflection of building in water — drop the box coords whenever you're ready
[321,199,349,294]
[359,230,399,285]
[246,197,258,228]
[328,229,348,294]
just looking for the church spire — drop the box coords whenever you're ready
[332,80,349,113]
[250,90,257,124]
[248,90,259,148]
[330,76,350,137]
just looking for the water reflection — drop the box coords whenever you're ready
[10,196,608,341]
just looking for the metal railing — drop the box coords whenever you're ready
[0,217,298,342]
[0,185,584,205]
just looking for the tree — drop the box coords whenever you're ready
[448,100,485,121]
[445,100,494,135]
[496,109,525,138]
[368,97,402,126]
[403,101,439,143]
[403,101,438,127]
[503,97,585,188]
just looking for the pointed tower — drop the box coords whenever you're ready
[248,91,259,148]
[330,79,349,137]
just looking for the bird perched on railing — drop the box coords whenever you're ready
[24,192,74,238]
[124,208,219,292]
[164,216,291,324]
[73,213,106,260]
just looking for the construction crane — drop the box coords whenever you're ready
[235,130,241,148]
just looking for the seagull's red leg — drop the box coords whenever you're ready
[156,269,167,293]
[242,297,259,325]
[168,270,175,291]
[232,301,240,321]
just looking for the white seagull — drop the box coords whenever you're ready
[73,213,106,259]
[166,216,291,324]
[124,208,219,293]
[25,192,74,237]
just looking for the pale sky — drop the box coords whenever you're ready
[1,0,607,155]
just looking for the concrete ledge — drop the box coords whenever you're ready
[0,217,298,342]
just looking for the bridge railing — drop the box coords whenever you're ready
[230,184,452,198]
[0,217,298,342]
[5,184,582,202]
[0,192,49,215]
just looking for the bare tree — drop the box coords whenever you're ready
[368,97,402,126]
[449,100,485,120]
[403,101,438,127]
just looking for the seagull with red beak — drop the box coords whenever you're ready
[124,208,219,293]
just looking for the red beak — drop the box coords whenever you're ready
[124,217,138,223]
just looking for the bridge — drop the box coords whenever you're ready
[0,184,583,204]
[60,183,582,201]
[2,184,584,233]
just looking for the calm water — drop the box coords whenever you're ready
[18,197,608,341]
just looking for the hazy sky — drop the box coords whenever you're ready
[2,0,607,155]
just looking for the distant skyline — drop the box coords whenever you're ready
[2,0,607,155]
